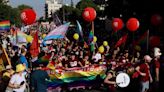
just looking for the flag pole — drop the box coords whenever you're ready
[92,21,95,54]
[146,30,149,52]
[1,45,11,65]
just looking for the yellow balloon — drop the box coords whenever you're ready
[103,41,108,46]
[26,35,33,43]
[98,46,104,53]
[93,36,97,43]
[42,34,46,38]
[73,33,79,40]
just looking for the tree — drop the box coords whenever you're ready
[0,4,12,21]
[17,4,32,11]
[0,2,33,26]
[76,0,99,12]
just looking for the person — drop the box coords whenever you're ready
[66,54,83,68]
[150,47,162,92]
[19,48,28,70]
[7,64,26,92]
[3,65,15,78]
[136,55,153,92]
[31,64,50,92]
[104,70,116,92]
[0,65,14,92]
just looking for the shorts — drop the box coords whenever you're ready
[141,81,149,92]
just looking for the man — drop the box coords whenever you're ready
[66,54,83,68]
[19,48,28,70]
[31,64,50,92]
[136,55,153,92]
[150,47,162,92]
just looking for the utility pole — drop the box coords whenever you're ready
[62,0,65,23]
[71,0,74,7]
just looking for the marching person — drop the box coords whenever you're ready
[104,70,116,92]
[31,64,50,92]
[7,64,26,92]
[136,55,153,92]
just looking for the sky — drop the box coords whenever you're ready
[9,0,80,18]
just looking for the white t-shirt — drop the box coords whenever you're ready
[9,73,26,92]
[93,53,101,62]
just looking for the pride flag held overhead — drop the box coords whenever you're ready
[0,20,10,31]
[44,22,70,41]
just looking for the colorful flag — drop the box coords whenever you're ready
[30,31,39,57]
[133,31,148,45]
[88,31,93,44]
[76,20,83,37]
[10,28,28,45]
[0,20,10,31]
[44,22,70,41]
[115,34,128,48]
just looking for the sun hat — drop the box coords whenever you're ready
[16,64,25,72]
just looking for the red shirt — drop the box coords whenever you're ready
[139,63,150,82]
[154,59,160,68]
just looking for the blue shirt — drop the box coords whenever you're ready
[19,55,28,69]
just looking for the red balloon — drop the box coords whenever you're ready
[126,18,139,32]
[82,7,96,22]
[21,9,36,25]
[149,36,160,47]
[151,14,162,26]
[112,18,124,32]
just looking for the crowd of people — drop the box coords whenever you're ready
[0,23,163,92]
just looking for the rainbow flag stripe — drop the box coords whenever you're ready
[0,21,10,31]
[46,65,107,88]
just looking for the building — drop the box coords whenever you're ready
[45,0,62,18]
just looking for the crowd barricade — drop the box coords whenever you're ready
[45,64,107,91]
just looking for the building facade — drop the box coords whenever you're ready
[45,0,62,18]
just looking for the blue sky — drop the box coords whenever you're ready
[9,0,80,18]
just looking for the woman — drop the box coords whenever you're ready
[7,64,26,92]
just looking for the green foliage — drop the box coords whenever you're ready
[76,0,99,12]
[0,1,32,26]
[56,0,99,22]
[17,4,32,11]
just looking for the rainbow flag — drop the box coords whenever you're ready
[34,55,51,66]
[10,29,28,45]
[0,21,10,31]
[46,65,107,88]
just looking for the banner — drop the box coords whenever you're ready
[45,65,107,88]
